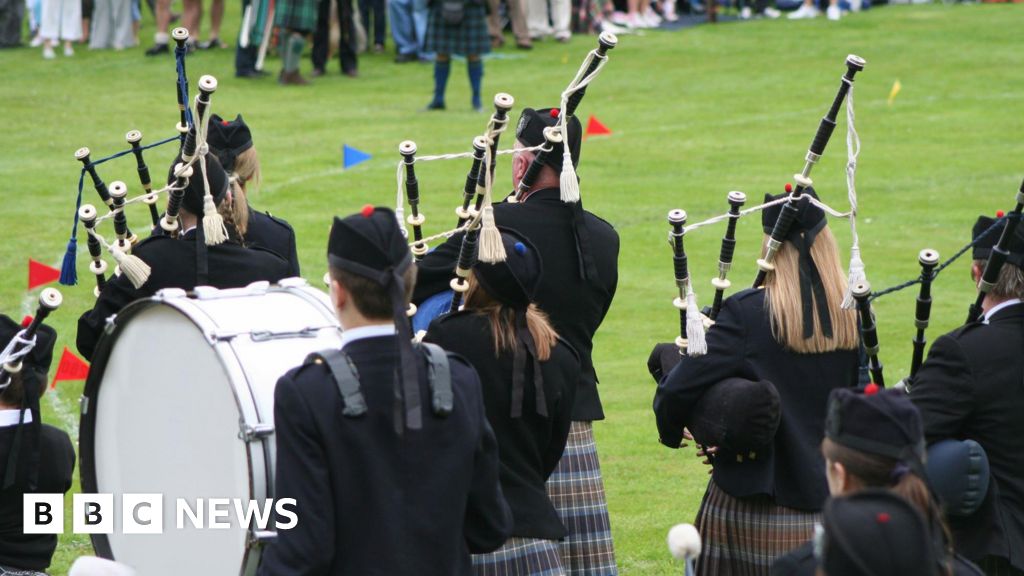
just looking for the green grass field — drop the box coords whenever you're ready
[2,3,1024,573]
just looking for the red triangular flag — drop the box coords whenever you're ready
[585,115,612,138]
[51,347,90,389]
[28,259,60,291]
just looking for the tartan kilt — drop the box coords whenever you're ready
[424,1,491,56]
[274,0,318,33]
[545,421,617,576]
[473,537,567,576]
[696,479,820,576]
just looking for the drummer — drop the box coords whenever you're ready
[0,315,75,576]
[76,153,291,360]
[259,206,511,575]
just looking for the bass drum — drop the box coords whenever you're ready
[80,279,343,576]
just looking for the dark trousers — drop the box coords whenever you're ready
[312,0,358,73]
[236,43,259,74]
[358,0,384,47]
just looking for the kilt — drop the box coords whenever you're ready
[979,556,1024,576]
[473,537,567,576]
[696,479,820,576]
[545,421,617,576]
[0,567,47,576]
[424,1,491,56]
[274,0,318,33]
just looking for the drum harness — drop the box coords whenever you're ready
[306,342,455,420]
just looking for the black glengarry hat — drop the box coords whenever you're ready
[329,206,423,431]
[761,186,827,240]
[825,385,926,465]
[206,114,253,173]
[166,152,229,215]
[819,490,939,576]
[972,213,1024,268]
[473,230,547,418]
[516,107,582,169]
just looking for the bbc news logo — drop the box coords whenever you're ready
[24,495,298,534]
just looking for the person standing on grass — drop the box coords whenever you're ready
[650,188,861,576]
[274,0,318,84]
[414,109,620,575]
[39,0,80,58]
[787,0,840,21]
[908,214,1024,575]
[425,230,579,575]
[423,0,489,111]
[0,316,75,576]
[258,207,512,576]
[310,0,358,77]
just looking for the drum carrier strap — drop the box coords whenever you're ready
[305,342,454,418]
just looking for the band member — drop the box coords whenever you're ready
[818,491,938,576]
[910,214,1024,575]
[76,153,291,360]
[651,188,861,575]
[414,108,620,575]
[274,0,318,84]
[259,206,511,576]
[206,113,301,276]
[0,316,74,576]
[423,0,490,111]
[773,386,982,576]
[424,230,578,575]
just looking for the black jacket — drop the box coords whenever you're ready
[245,209,301,277]
[910,303,1024,570]
[771,540,984,576]
[0,423,75,571]
[76,231,291,360]
[414,189,619,421]
[258,335,512,576]
[653,288,860,511]
[425,311,578,540]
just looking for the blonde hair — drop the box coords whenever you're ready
[464,274,558,361]
[763,226,859,353]
[228,147,260,238]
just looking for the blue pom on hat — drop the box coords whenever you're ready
[514,242,527,255]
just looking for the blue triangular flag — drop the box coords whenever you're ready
[343,145,372,169]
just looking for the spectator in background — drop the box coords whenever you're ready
[274,0,318,84]
[88,0,135,49]
[143,0,172,54]
[788,0,840,20]
[311,0,358,77]
[0,0,24,46]
[487,0,531,49]
[234,0,267,77]
[423,0,489,111]
[391,0,431,62]
[359,0,384,51]
[528,0,569,42]
[39,0,81,58]
[181,0,225,48]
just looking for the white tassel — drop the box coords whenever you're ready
[557,108,580,203]
[478,206,507,263]
[202,192,229,246]
[685,288,707,356]
[841,245,867,310]
[111,247,151,289]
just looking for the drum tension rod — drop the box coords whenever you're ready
[239,423,275,442]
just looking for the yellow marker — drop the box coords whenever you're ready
[888,79,902,106]
[561,53,569,64]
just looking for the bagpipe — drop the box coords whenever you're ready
[58,28,228,295]
[0,289,63,388]
[385,33,617,329]
[661,54,872,362]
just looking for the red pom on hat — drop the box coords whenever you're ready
[221,119,230,126]
[361,204,374,218]
[785,183,793,193]
[864,383,880,396]
[550,109,560,118]
[21,315,33,328]
[997,210,1006,218]
[876,512,891,523]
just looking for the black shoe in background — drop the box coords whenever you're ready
[145,43,169,56]
[394,52,418,63]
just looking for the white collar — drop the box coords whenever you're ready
[0,409,33,427]
[340,324,396,349]
[181,225,197,236]
[983,298,1022,324]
